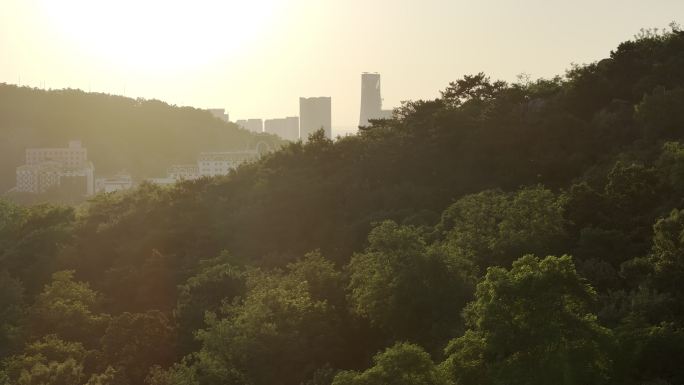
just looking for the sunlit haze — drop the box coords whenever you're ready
[2,0,683,134]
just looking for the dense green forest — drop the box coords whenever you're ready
[0,86,282,193]
[2,26,684,384]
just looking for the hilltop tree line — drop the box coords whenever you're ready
[2,25,684,385]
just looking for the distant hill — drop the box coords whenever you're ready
[0,85,283,192]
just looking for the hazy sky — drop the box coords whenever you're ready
[2,0,683,134]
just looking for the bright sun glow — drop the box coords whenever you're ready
[37,0,281,73]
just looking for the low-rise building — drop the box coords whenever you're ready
[168,164,200,180]
[95,173,133,194]
[197,151,260,177]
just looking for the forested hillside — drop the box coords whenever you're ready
[0,86,281,192]
[2,26,684,385]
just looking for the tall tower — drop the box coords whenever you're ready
[359,73,382,127]
[299,97,332,141]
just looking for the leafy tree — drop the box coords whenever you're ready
[85,367,129,385]
[637,87,684,141]
[613,322,684,385]
[29,270,109,348]
[656,141,684,198]
[145,360,199,385]
[0,270,25,358]
[605,161,659,219]
[443,255,613,385]
[332,343,449,385]
[175,253,246,354]
[649,208,684,298]
[101,311,176,385]
[287,251,345,308]
[2,335,90,385]
[191,259,345,385]
[439,186,567,268]
[348,221,476,350]
[440,330,489,385]
[0,204,74,294]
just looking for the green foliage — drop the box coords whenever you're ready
[440,186,567,268]
[444,255,613,385]
[637,87,684,141]
[85,366,129,385]
[332,343,449,385]
[656,141,684,195]
[146,360,199,385]
[650,208,684,289]
[0,270,25,358]
[348,221,476,350]
[175,253,246,354]
[440,331,489,385]
[287,251,345,307]
[29,271,109,348]
[0,204,74,294]
[605,161,659,216]
[614,322,684,385]
[3,335,89,385]
[101,311,176,385]
[2,27,684,385]
[191,257,346,385]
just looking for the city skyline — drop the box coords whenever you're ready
[2,0,683,133]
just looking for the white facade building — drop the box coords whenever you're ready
[25,140,88,167]
[197,151,259,177]
[168,164,200,180]
[16,162,62,194]
[95,173,134,194]
[16,141,94,196]
[147,151,259,187]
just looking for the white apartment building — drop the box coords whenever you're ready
[167,164,200,180]
[16,141,95,196]
[16,162,62,194]
[197,151,259,177]
[26,140,88,167]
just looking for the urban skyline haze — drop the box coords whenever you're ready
[2,0,683,135]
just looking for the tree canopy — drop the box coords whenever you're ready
[2,25,684,385]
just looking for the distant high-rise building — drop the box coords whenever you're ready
[300,97,331,141]
[236,119,263,133]
[359,73,393,127]
[265,116,300,141]
[208,108,230,123]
